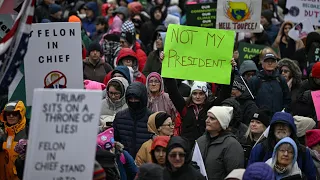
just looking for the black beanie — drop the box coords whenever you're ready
[251,108,271,127]
[232,76,246,93]
[88,42,102,54]
[120,31,135,45]
[261,10,273,24]
[155,112,170,129]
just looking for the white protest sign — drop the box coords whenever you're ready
[23,88,102,180]
[24,22,83,106]
[289,19,315,41]
[216,0,262,32]
[285,0,320,26]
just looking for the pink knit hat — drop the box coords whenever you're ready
[84,80,106,90]
[306,129,320,148]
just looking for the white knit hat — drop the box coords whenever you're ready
[190,81,208,97]
[294,115,316,137]
[208,106,233,130]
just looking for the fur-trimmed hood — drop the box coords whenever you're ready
[278,58,302,87]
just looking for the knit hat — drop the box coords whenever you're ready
[243,162,275,180]
[261,10,273,24]
[120,31,135,45]
[306,129,320,148]
[151,136,170,150]
[49,4,62,14]
[93,160,106,180]
[294,116,315,137]
[225,169,245,180]
[311,62,320,78]
[233,76,246,93]
[207,106,233,130]
[68,15,81,22]
[84,80,106,90]
[252,109,271,127]
[155,112,171,129]
[121,20,135,33]
[190,81,208,97]
[135,163,164,180]
[88,42,102,54]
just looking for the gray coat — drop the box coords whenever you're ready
[197,132,244,180]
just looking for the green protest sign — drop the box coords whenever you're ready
[238,42,277,64]
[186,3,217,28]
[161,24,235,84]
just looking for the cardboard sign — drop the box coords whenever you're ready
[161,24,235,84]
[24,23,84,106]
[311,90,320,121]
[216,0,262,32]
[288,19,315,40]
[237,42,267,63]
[285,0,320,26]
[186,3,217,28]
[23,89,102,180]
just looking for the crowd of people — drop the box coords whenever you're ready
[1,0,320,179]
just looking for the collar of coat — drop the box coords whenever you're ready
[5,117,26,135]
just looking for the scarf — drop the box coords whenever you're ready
[274,164,288,174]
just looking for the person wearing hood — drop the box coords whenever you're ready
[82,2,99,38]
[113,6,129,22]
[298,62,320,97]
[197,106,244,180]
[239,60,259,82]
[113,82,152,157]
[278,58,302,104]
[306,129,320,178]
[150,136,170,167]
[104,65,132,85]
[265,137,303,179]
[163,136,205,180]
[260,10,279,45]
[146,72,178,121]
[48,4,64,22]
[83,42,113,83]
[135,163,164,180]
[248,53,291,114]
[140,6,167,49]
[272,21,304,59]
[243,162,275,180]
[135,112,174,166]
[248,112,317,179]
[0,101,27,180]
[101,3,116,26]
[35,0,54,23]
[143,25,167,76]
[92,16,109,43]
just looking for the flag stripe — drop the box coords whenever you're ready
[26,16,33,25]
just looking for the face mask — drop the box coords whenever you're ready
[127,101,141,111]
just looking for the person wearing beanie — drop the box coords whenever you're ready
[265,137,303,179]
[150,136,170,167]
[306,129,320,176]
[135,112,173,167]
[248,111,317,179]
[135,163,164,180]
[82,2,99,38]
[243,162,275,180]
[163,136,205,180]
[239,60,258,82]
[93,160,106,180]
[225,169,245,180]
[83,42,113,83]
[197,106,244,180]
[35,0,54,23]
[146,72,178,124]
[260,10,279,44]
[294,115,315,145]
[48,4,63,22]
[92,16,109,43]
[84,80,106,90]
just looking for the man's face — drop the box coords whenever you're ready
[231,88,242,97]
[274,123,291,140]
[85,9,94,18]
[154,10,162,21]
[90,50,101,60]
[262,59,277,71]
[52,11,63,19]
[260,16,269,26]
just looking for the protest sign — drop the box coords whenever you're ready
[311,90,320,121]
[285,0,320,26]
[0,0,14,14]
[216,0,262,32]
[24,22,83,106]
[0,14,13,40]
[288,19,315,41]
[238,42,266,63]
[186,3,217,28]
[161,24,235,84]
[23,88,102,180]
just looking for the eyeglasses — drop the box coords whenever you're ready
[108,91,121,97]
[168,152,186,158]
[5,111,20,117]
[279,149,293,155]
[162,122,175,128]
[148,80,160,84]
[280,69,291,74]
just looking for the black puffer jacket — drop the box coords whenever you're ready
[113,82,152,157]
[236,89,258,125]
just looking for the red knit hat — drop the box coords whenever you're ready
[306,129,320,148]
[311,62,320,78]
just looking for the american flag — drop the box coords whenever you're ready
[0,0,35,93]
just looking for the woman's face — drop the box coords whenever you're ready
[154,146,166,165]
[168,147,185,169]
[283,24,292,36]
[205,112,222,132]
[122,58,133,67]
[155,34,163,49]
[5,111,20,125]
[113,73,124,78]
[280,66,291,82]
[108,86,121,102]
[250,119,265,134]
[148,77,161,93]
[158,117,174,136]
[107,7,114,16]
[154,10,162,21]
[191,90,206,105]
[277,143,294,167]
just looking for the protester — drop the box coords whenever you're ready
[48,4,63,22]
[35,0,54,23]
[163,136,205,180]
[197,106,244,179]
[82,2,99,38]
[306,130,320,177]
[101,3,116,26]
[293,115,315,145]
[101,31,122,68]
[113,82,152,157]
[135,112,173,166]
[104,66,132,85]
[150,136,170,167]
[260,10,279,45]
[243,162,275,180]
[239,60,259,82]
[83,42,113,83]
[135,163,164,180]
[92,16,109,43]
[95,149,121,180]
[113,6,129,22]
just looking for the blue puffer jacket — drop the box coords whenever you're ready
[82,2,98,38]
[248,70,291,114]
[113,82,152,157]
[248,112,316,180]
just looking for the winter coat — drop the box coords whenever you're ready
[248,70,291,114]
[0,101,27,180]
[113,82,152,157]
[236,91,258,125]
[82,2,98,37]
[35,1,50,23]
[83,58,113,83]
[81,29,92,50]
[163,136,205,180]
[114,142,138,180]
[309,149,320,179]
[134,42,147,72]
[239,60,258,77]
[248,113,317,180]
[103,66,132,85]
[100,77,129,116]
[197,131,244,180]
[264,24,280,45]
[143,50,162,76]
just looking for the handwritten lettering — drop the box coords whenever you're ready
[171,28,198,45]
[206,33,225,48]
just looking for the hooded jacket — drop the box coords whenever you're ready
[235,87,258,125]
[0,101,27,180]
[248,112,316,180]
[239,60,258,77]
[113,7,129,21]
[101,77,129,116]
[265,137,302,180]
[197,131,244,180]
[163,136,205,180]
[83,58,113,83]
[103,66,131,85]
[113,82,152,157]
[82,2,98,37]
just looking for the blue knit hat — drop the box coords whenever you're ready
[243,162,275,180]
[49,4,62,14]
